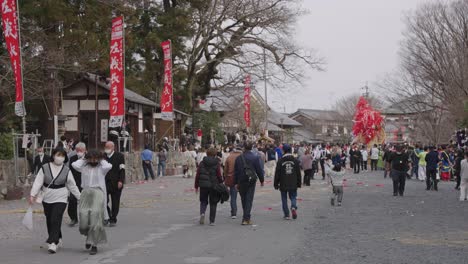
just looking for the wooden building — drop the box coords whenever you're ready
[55,73,189,151]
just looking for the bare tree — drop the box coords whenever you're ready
[183,0,324,112]
[332,93,384,124]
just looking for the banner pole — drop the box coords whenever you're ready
[16,0,26,132]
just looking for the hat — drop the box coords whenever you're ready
[282,144,292,153]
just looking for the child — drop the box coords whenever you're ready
[326,159,346,206]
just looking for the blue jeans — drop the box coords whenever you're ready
[158,161,166,177]
[239,184,256,221]
[281,190,297,217]
[229,186,238,216]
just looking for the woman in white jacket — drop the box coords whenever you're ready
[30,148,81,254]
[72,150,112,255]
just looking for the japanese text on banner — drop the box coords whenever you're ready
[1,0,25,116]
[109,16,125,128]
[160,40,174,121]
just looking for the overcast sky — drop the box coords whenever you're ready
[265,0,430,113]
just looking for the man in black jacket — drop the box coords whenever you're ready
[104,141,126,226]
[274,144,302,220]
[67,142,86,226]
[388,145,410,196]
[32,146,50,175]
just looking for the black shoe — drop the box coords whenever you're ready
[399,193,404,197]
[68,219,78,227]
[85,244,92,250]
[426,188,430,191]
[103,220,110,226]
[109,221,116,227]
[90,246,98,255]
[393,193,398,196]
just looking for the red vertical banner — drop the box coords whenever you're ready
[160,40,174,120]
[244,75,251,128]
[1,0,25,116]
[109,16,125,128]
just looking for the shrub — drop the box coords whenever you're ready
[0,133,14,160]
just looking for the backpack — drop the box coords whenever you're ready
[241,154,258,184]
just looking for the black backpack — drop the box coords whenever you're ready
[241,154,258,184]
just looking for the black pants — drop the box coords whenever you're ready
[199,187,218,223]
[426,168,438,190]
[320,160,325,179]
[303,169,313,186]
[391,170,406,195]
[43,202,67,244]
[456,173,461,189]
[67,186,82,222]
[107,190,122,223]
[370,159,378,171]
[361,160,367,171]
[142,161,155,180]
[354,160,360,173]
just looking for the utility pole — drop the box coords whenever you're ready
[362,82,370,98]
[263,48,268,134]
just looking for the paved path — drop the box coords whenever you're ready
[0,169,467,264]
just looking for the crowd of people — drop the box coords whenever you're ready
[26,133,468,256]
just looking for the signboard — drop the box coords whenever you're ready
[101,119,109,142]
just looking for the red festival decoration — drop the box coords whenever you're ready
[352,97,385,144]
[109,16,125,128]
[1,0,25,116]
[160,40,174,120]
[244,75,251,128]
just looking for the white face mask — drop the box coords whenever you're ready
[104,149,113,155]
[54,156,65,165]
[76,152,85,158]
[38,152,44,156]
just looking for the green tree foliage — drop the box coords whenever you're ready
[0,133,14,160]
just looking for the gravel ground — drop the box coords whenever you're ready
[284,169,468,264]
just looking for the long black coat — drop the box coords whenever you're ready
[68,155,82,190]
[32,154,50,174]
[105,152,126,193]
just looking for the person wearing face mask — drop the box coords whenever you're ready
[72,150,112,255]
[104,141,125,227]
[32,146,51,175]
[29,148,81,254]
[67,142,87,227]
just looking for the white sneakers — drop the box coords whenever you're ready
[48,243,57,254]
[231,216,237,219]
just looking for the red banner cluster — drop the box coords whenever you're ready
[109,16,125,128]
[352,97,384,144]
[244,75,251,128]
[1,0,25,116]
[160,40,174,120]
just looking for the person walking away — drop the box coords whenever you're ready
[325,161,345,206]
[32,146,51,175]
[104,141,125,226]
[425,146,440,191]
[410,146,420,179]
[416,147,428,182]
[224,145,243,219]
[383,146,392,178]
[265,145,277,178]
[388,145,410,196]
[29,148,81,254]
[72,150,112,255]
[157,146,168,177]
[458,152,468,201]
[454,149,464,190]
[361,146,368,171]
[195,148,224,226]
[67,142,86,227]
[274,144,301,220]
[234,142,265,225]
[370,144,379,171]
[301,149,314,186]
[141,144,155,181]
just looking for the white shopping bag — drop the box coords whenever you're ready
[22,207,33,231]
